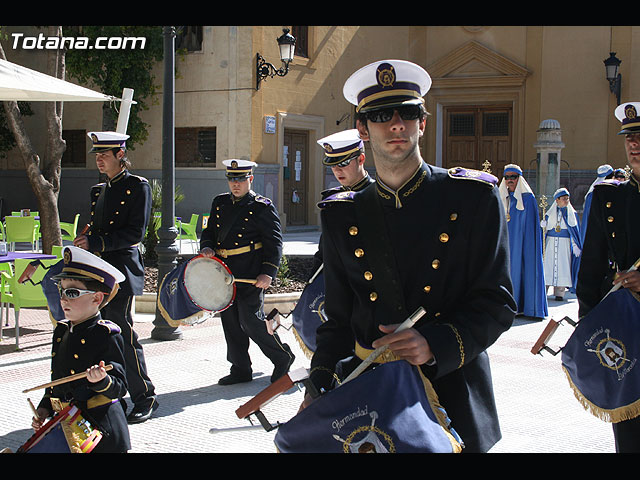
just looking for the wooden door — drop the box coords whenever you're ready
[444,106,512,176]
[283,129,308,226]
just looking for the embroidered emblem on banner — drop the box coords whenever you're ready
[169,278,178,296]
[585,327,636,380]
[332,409,395,453]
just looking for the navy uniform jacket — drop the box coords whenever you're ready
[577,175,640,317]
[309,162,516,453]
[37,314,130,453]
[87,170,151,296]
[312,174,375,274]
[200,191,282,280]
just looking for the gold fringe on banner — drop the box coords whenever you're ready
[416,366,463,453]
[562,366,640,423]
[291,327,314,359]
[355,343,463,452]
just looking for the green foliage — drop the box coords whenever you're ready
[0,102,33,159]
[142,178,185,265]
[63,26,164,149]
[277,254,291,286]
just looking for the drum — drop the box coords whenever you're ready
[290,270,326,357]
[273,360,463,453]
[41,259,65,323]
[18,404,102,453]
[561,289,640,423]
[157,255,237,327]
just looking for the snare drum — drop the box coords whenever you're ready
[18,404,102,454]
[158,255,237,327]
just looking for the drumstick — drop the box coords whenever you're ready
[223,276,257,285]
[342,306,427,384]
[308,264,323,284]
[22,364,113,393]
[27,398,38,417]
[606,257,640,297]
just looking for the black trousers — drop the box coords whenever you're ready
[613,416,640,453]
[101,291,156,409]
[220,285,292,376]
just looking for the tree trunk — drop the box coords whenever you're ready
[0,26,65,254]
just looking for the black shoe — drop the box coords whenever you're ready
[271,352,295,383]
[127,400,159,424]
[218,372,253,386]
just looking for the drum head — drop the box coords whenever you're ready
[184,256,235,312]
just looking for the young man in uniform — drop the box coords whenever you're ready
[577,102,640,452]
[311,129,374,275]
[200,159,295,385]
[73,131,158,424]
[300,60,516,453]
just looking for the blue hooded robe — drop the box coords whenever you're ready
[500,170,548,318]
[543,198,582,294]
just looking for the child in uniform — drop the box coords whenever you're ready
[31,246,131,453]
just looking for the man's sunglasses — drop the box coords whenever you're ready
[504,175,519,180]
[333,154,359,168]
[364,105,422,123]
[58,286,97,299]
[227,176,250,183]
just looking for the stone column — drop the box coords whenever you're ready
[534,119,565,200]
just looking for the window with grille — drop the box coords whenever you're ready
[291,26,308,58]
[450,113,475,136]
[482,112,509,136]
[175,127,216,167]
[62,130,87,167]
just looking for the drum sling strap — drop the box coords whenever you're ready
[353,185,409,320]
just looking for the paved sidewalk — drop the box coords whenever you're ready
[0,232,616,453]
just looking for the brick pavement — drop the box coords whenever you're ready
[0,233,617,453]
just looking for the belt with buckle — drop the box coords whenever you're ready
[215,242,262,258]
[50,395,114,412]
[355,342,399,365]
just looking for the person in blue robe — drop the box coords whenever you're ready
[541,188,582,298]
[498,164,548,318]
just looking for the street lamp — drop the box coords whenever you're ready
[256,28,296,90]
[604,52,622,105]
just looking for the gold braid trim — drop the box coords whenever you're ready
[444,323,465,368]
[402,170,427,197]
[562,366,640,423]
[309,366,342,386]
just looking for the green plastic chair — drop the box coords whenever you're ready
[0,262,13,331]
[0,258,59,349]
[12,211,39,217]
[11,211,40,244]
[178,214,199,253]
[51,245,64,258]
[4,216,37,251]
[60,214,80,242]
